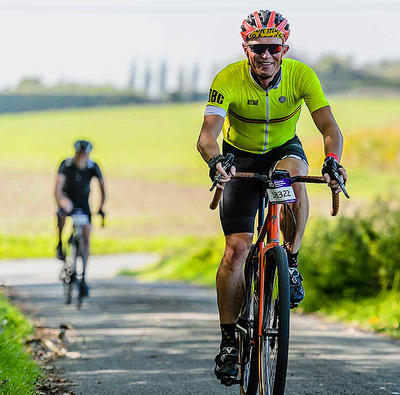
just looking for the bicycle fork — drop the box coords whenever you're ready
[258,203,280,337]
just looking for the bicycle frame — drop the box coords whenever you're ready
[210,171,340,393]
[61,212,89,308]
[257,198,281,344]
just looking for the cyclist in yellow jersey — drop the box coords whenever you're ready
[206,58,329,154]
[197,9,348,382]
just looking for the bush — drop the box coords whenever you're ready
[300,199,400,310]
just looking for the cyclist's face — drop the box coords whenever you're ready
[75,151,89,168]
[243,37,288,81]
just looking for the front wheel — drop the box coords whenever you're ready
[62,246,77,305]
[258,245,290,395]
[239,250,259,395]
[75,245,85,310]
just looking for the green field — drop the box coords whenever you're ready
[0,96,399,258]
[0,97,399,178]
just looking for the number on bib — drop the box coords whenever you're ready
[266,178,297,204]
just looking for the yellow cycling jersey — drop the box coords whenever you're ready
[205,58,329,154]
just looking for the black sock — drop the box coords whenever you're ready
[287,251,299,268]
[220,323,237,349]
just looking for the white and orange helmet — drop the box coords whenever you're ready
[241,10,290,43]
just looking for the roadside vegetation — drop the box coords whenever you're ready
[135,200,400,339]
[0,293,42,394]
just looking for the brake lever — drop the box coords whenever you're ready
[330,167,350,199]
[209,153,234,192]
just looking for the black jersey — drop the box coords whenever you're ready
[58,158,103,203]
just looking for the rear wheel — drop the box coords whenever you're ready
[259,246,290,395]
[239,249,260,395]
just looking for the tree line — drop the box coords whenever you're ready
[0,57,399,113]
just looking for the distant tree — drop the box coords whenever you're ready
[128,61,137,91]
[159,60,167,94]
[144,66,151,95]
[177,65,185,94]
[315,55,352,73]
[191,63,200,94]
[209,63,220,80]
[312,55,400,93]
[17,77,43,92]
[363,60,400,80]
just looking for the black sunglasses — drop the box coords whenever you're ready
[246,43,286,55]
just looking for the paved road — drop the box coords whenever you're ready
[1,255,400,394]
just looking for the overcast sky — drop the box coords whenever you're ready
[0,0,398,91]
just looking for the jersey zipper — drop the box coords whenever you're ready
[262,68,282,153]
[264,89,271,153]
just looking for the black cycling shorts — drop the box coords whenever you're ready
[57,197,92,223]
[220,136,308,235]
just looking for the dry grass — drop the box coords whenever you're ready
[0,171,356,246]
[0,173,220,239]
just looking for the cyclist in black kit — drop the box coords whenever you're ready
[55,140,106,294]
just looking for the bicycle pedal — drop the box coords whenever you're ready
[220,377,240,386]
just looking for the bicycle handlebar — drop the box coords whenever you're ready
[292,175,339,216]
[209,173,340,216]
[209,188,224,211]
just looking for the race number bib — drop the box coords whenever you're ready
[266,179,297,204]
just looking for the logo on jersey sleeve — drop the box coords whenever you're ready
[247,99,259,105]
[208,89,224,105]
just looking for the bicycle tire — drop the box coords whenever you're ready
[258,245,290,395]
[75,240,85,310]
[76,282,83,310]
[63,272,74,304]
[63,273,73,304]
[239,249,259,395]
[63,243,77,305]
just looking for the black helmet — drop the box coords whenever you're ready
[74,140,93,153]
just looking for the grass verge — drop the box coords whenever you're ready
[121,236,224,284]
[0,234,198,259]
[317,289,400,338]
[0,292,42,394]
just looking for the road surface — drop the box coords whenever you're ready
[1,255,399,394]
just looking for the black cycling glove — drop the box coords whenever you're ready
[208,154,226,181]
[321,154,344,181]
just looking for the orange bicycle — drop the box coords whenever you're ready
[210,170,341,394]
